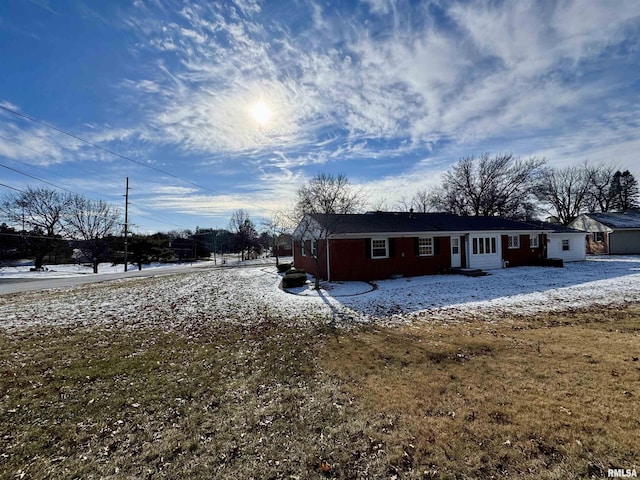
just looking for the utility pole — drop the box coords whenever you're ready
[124,177,129,272]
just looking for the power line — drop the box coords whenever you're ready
[1,106,281,237]
[0,162,76,194]
[0,133,96,177]
[0,231,74,241]
[0,137,196,231]
[0,182,25,193]
[1,105,224,196]
[127,209,191,230]
[0,104,274,214]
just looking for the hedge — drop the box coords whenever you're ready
[277,262,292,273]
[282,273,307,288]
[285,268,306,276]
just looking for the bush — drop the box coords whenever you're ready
[285,268,306,276]
[277,262,292,273]
[282,273,307,288]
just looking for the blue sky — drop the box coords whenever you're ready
[1,0,639,233]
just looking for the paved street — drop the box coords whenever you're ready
[0,263,219,295]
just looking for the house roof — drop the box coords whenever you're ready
[521,220,585,234]
[308,212,550,236]
[579,210,640,229]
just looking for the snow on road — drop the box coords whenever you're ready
[1,256,639,331]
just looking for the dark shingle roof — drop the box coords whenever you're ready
[521,220,584,234]
[310,212,549,235]
[583,210,640,229]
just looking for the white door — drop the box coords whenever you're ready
[451,237,461,268]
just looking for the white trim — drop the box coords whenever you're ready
[418,236,434,256]
[507,234,520,249]
[468,234,502,270]
[371,238,389,259]
[450,236,461,268]
[472,236,498,255]
[326,238,331,282]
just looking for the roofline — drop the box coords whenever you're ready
[328,229,552,239]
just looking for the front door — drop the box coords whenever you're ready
[451,236,461,268]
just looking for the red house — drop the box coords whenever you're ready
[293,212,551,282]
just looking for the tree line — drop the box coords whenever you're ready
[3,155,637,272]
[0,187,280,272]
[292,155,639,229]
[395,154,639,224]
[290,157,639,288]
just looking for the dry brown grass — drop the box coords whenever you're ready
[321,304,640,478]
[0,304,638,479]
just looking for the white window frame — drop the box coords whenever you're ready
[451,237,460,254]
[300,240,306,256]
[371,238,389,259]
[529,235,539,248]
[418,237,434,256]
[311,240,318,257]
[472,237,497,255]
[562,239,570,251]
[507,235,520,249]
[593,232,604,242]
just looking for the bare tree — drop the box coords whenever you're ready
[261,211,294,266]
[64,195,121,273]
[229,209,258,261]
[294,173,365,219]
[370,196,392,212]
[294,173,364,288]
[0,186,72,269]
[585,162,619,212]
[534,165,591,225]
[431,153,546,219]
[411,188,432,213]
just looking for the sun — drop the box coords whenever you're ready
[250,101,273,126]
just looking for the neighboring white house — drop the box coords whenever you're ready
[570,210,640,255]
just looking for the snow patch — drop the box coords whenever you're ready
[0,256,639,331]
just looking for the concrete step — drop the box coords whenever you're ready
[451,267,489,277]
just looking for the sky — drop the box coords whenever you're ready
[1,0,639,234]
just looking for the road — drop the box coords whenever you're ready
[0,263,224,295]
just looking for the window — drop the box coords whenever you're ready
[371,239,388,259]
[507,235,520,249]
[311,240,318,257]
[562,239,570,251]
[593,232,604,242]
[418,237,434,256]
[472,237,497,255]
[300,241,306,256]
[530,235,539,248]
[451,237,459,254]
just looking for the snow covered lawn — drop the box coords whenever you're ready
[1,256,639,330]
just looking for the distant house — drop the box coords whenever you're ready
[523,221,586,263]
[569,210,640,254]
[274,234,293,257]
[293,212,552,282]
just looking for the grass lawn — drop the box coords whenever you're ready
[1,305,638,479]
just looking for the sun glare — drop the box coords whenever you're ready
[250,101,273,126]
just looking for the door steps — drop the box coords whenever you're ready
[450,267,489,277]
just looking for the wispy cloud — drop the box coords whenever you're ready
[122,1,640,161]
[3,0,639,230]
